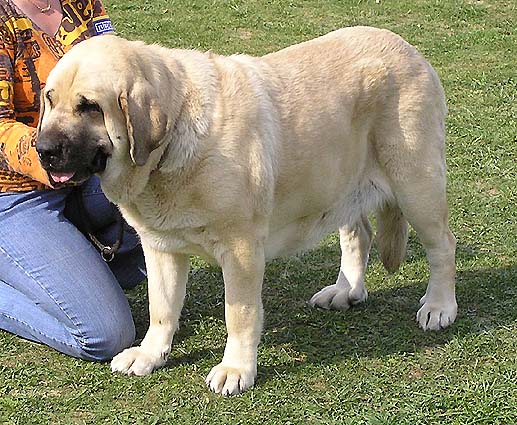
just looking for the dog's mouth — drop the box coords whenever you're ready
[90,148,109,174]
[49,171,76,184]
[47,148,109,187]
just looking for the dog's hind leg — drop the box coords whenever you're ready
[309,214,372,310]
[377,93,457,330]
[391,171,457,331]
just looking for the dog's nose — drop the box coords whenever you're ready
[36,138,64,168]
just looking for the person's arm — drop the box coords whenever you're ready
[91,0,115,35]
[0,34,51,187]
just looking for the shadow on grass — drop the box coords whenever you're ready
[126,236,516,384]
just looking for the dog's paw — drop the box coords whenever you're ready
[205,363,256,396]
[309,283,367,310]
[417,296,457,331]
[111,347,166,376]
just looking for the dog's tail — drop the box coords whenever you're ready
[376,203,408,273]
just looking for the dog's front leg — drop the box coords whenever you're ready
[111,242,189,376]
[206,237,265,396]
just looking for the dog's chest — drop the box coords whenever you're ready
[120,190,214,257]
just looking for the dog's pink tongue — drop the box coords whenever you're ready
[50,172,75,183]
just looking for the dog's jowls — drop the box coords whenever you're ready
[37,27,457,395]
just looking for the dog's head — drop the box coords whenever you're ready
[37,35,171,187]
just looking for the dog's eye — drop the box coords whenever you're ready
[76,97,102,115]
[45,90,53,107]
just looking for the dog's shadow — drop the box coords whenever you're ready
[126,235,516,382]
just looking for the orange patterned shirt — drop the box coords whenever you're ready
[0,0,114,192]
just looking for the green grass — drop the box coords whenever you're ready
[1,0,516,423]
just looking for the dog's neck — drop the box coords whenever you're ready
[153,51,218,175]
[153,113,203,175]
[99,144,164,205]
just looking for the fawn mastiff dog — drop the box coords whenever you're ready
[37,27,457,395]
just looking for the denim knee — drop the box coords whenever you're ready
[77,318,136,362]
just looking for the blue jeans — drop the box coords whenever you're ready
[0,177,146,361]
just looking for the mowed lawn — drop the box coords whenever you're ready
[1,0,516,423]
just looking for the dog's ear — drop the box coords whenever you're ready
[37,89,46,134]
[119,81,168,166]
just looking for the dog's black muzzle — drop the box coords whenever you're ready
[37,130,109,186]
